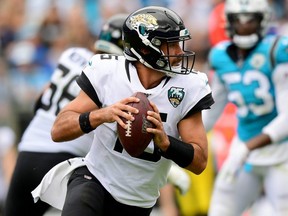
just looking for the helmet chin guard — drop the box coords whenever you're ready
[232,34,259,49]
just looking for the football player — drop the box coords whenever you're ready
[4,14,127,216]
[202,0,288,215]
[32,6,214,216]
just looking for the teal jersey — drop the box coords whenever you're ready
[209,35,288,141]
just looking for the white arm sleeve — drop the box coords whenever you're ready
[262,63,288,143]
[202,73,228,132]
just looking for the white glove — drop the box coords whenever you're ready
[219,142,249,184]
[167,163,191,195]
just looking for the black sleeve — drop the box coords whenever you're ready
[76,72,102,108]
[183,93,214,119]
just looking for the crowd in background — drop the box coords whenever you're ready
[0,0,287,215]
[1,0,288,140]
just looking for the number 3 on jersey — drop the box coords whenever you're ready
[223,70,274,117]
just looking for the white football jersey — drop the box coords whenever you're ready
[78,54,214,208]
[18,47,94,156]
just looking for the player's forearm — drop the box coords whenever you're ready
[158,136,207,174]
[51,108,108,142]
[51,110,86,142]
[246,133,272,150]
[186,142,208,174]
[261,114,288,144]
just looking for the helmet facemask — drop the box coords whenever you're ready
[135,36,195,77]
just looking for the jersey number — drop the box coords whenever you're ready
[39,64,78,115]
[224,70,274,117]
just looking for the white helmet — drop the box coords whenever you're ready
[225,0,271,49]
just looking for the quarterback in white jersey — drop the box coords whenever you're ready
[79,54,212,207]
[203,0,288,215]
[47,6,214,216]
[4,15,126,216]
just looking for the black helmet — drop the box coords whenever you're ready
[123,6,195,76]
[95,14,127,54]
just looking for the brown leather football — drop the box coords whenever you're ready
[117,92,155,157]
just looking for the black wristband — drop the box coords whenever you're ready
[79,112,93,133]
[159,136,194,168]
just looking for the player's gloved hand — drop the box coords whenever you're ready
[167,163,191,194]
[219,142,249,184]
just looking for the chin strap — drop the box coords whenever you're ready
[126,48,176,77]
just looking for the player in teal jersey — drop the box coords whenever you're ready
[203,0,288,215]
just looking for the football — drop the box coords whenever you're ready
[117,92,155,157]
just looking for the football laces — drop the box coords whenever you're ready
[125,112,132,137]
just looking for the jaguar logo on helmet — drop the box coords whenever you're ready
[130,14,159,37]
